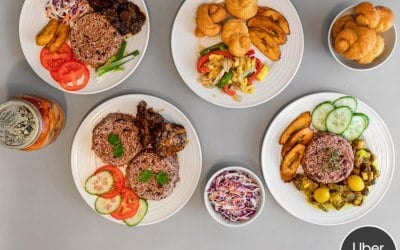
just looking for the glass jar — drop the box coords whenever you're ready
[0,94,65,151]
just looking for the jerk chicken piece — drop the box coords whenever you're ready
[154,123,188,157]
[88,0,146,36]
[135,101,164,148]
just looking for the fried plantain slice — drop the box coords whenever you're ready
[280,144,305,182]
[47,22,70,52]
[247,16,287,45]
[257,6,290,35]
[36,19,60,46]
[279,111,312,145]
[249,28,281,61]
[281,127,314,157]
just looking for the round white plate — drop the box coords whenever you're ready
[71,94,202,226]
[19,0,150,95]
[171,0,304,108]
[261,92,395,225]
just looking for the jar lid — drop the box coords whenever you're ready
[0,100,41,149]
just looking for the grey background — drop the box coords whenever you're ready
[0,0,398,250]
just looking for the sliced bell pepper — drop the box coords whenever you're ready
[223,85,236,96]
[247,58,264,84]
[217,70,233,88]
[199,42,228,56]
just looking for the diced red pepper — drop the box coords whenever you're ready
[247,58,264,84]
[223,85,236,96]
[245,49,255,56]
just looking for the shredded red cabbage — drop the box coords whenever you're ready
[208,170,261,223]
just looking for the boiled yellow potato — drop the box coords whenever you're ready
[347,175,365,192]
[313,187,330,204]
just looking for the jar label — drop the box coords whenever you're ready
[0,101,39,148]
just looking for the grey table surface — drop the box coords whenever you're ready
[1,0,399,249]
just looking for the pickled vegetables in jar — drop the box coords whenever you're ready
[0,94,64,150]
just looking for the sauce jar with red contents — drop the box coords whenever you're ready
[0,94,64,151]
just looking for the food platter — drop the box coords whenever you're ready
[71,94,202,225]
[19,0,150,95]
[261,92,395,225]
[171,0,304,108]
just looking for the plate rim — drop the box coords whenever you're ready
[260,91,395,225]
[171,0,304,109]
[70,93,203,226]
[18,0,151,95]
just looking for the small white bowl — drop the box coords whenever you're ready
[328,5,397,71]
[204,166,265,227]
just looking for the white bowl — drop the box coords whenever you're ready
[328,5,397,71]
[204,166,265,227]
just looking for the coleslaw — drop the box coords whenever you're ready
[208,170,261,223]
[45,0,90,22]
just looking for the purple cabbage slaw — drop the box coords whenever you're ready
[208,170,261,223]
[45,0,90,22]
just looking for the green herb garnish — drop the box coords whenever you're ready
[108,133,124,157]
[139,170,153,183]
[156,171,169,185]
[322,149,340,172]
[113,144,124,158]
[108,133,121,146]
[138,170,169,185]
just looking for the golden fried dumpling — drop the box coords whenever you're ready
[195,3,227,37]
[334,26,377,60]
[331,15,358,39]
[375,6,394,32]
[354,2,380,28]
[225,0,257,20]
[356,34,385,64]
[221,19,251,57]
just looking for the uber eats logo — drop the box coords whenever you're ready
[341,226,397,250]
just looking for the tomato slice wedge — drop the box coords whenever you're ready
[111,188,140,220]
[51,60,90,91]
[94,165,124,198]
[40,43,73,71]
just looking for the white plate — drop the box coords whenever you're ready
[171,0,304,108]
[261,92,395,225]
[19,0,150,95]
[71,94,202,225]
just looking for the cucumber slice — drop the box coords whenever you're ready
[326,106,353,134]
[312,101,335,131]
[342,113,369,141]
[124,199,148,226]
[356,112,370,128]
[333,96,358,112]
[95,195,122,214]
[85,171,114,195]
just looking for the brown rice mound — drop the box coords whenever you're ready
[125,151,180,200]
[70,13,122,67]
[302,133,354,184]
[92,113,141,167]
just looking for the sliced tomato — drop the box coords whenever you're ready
[111,188,140,220]
[40,43,73,71]
[94,165,124,198]
[51,60,90,91]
